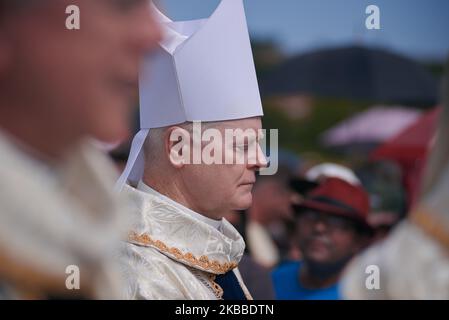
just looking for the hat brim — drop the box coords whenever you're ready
[289,178,319,195]
[293,199,373,233]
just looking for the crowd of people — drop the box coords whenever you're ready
[0,0,448,300]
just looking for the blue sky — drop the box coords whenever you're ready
[159,0,449,62]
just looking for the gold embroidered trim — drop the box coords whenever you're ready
[233,269,254,300]
[411,208,449,250]
[207,274,224,300]
[128,232,238,274]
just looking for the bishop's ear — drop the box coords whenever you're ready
[166,126,191,169]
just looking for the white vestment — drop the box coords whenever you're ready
[120,184,252,300]
[0,131,128,299]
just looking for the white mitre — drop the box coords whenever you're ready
[116,0,264,191]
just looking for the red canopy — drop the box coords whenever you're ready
[370,107,441,208]
[371,107,441,162]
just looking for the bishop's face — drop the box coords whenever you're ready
[178,117,268,220]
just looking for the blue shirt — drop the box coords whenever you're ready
[272,261,341,300]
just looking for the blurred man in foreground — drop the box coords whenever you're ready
[272,178,372,299]
[0,0,161,299]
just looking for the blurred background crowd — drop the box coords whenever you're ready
[111,0,449,299]
[107,0,449,299]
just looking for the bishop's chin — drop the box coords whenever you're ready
[234,192,253,211]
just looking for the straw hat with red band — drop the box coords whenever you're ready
[293,177,371,230]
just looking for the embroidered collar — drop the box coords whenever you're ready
[123,185,245,274]
[137,181,222,230]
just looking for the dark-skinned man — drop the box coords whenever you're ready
[272,177,372,300]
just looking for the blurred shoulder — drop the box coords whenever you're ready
[341,221,449,299]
